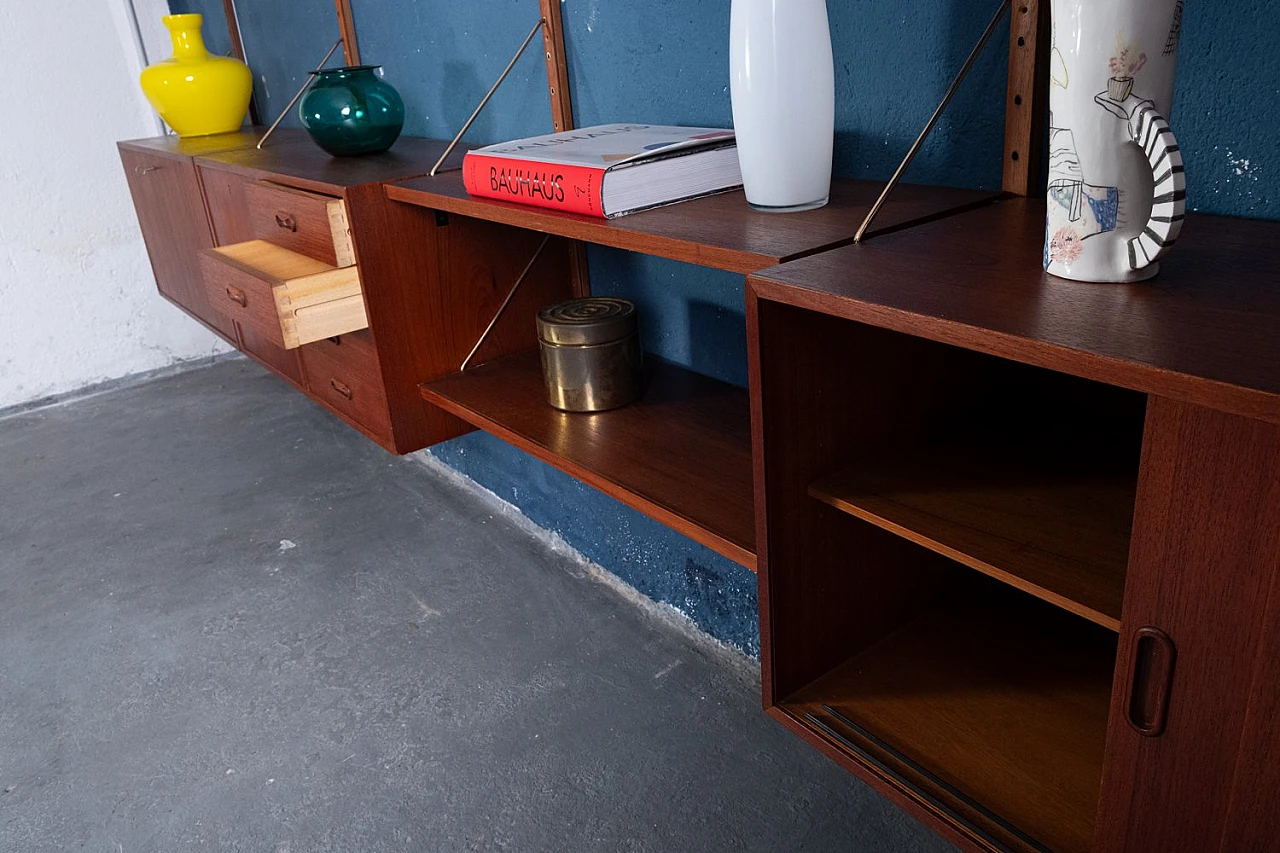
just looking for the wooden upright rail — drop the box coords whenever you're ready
[537,0,591,297]
[539,0,574,134]
[220,0,260,125]
[1002,0,1050,196]
[334,0,362,65]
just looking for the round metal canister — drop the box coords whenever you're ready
[536,297,643,412]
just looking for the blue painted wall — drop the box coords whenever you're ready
[169,0,1276,654]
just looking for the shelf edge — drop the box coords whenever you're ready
[419,381,758,572]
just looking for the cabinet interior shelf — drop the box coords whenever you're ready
[781,584,1115,853]
[809,441,1136,630]
[420,350,755,569]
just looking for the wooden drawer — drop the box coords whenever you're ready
[238,322,304,387]
[199,240,367,349]
[244,181,354,267]
[300,330,391,435]
[200,166,255,247]
[119,148,239,343]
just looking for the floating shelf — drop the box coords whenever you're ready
[810,442,1136,630]
[781,586,1116,853]
[387,173,999,274]
[420,351,755,569]
[748,197,1280,427]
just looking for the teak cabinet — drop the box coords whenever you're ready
[120,132,1280,852]
[118,131,574,454]
[748,199,1280,853]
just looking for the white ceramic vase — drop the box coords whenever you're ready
[729,0,835,212]
[1045,0,1186,282]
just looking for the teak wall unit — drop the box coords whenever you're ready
[747,198,1280,852]
[119,134,1279,853]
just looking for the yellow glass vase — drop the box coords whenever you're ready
[139,14,252,137]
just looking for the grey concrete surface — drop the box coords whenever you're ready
[0,360,952,852]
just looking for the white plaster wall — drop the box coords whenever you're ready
[0,0,230,410]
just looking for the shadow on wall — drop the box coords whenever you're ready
[442,61,491,143]
[688,300,747,389]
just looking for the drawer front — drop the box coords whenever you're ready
[239,323,304,387]
[300,331,391,435]
[118,148,238,343]
[245,181,354,267]
[200,166,255,247]
[199,247,288,348]
[199,241,367,349]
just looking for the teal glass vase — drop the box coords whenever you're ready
[299,66,404,157]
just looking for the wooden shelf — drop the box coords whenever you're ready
[420,351,755,570]
[195,137,471,198]
[781,587,1115,853]
[386,172,999,274]
[118,127,309,158]
[748,196,1280,427]
[809,441,1136,631]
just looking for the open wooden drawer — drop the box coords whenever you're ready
[244,181,355,267]
[199,240,367,349]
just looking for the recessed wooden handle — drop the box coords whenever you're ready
[329,378,353,400]
[1126,626,1176,737]
[224,286,248,308]
[274,212,297,232]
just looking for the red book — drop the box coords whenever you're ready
[462,124,741,219]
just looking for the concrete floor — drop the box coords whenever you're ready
[0,360,952,852]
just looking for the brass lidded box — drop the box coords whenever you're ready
[536,297,643,412]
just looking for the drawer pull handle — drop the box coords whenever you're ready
[1126,626,1176,737]
[135,165,160,175]
[225,286,248,308]
[274,212,297,232]
[329,378,353,400]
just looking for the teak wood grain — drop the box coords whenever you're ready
[420,351,756,570]
[343,180,576,453]
[750,301,970,703]
[117,128,307,161]
[334,0,361,65]
[784,585,1115,853]
[299,330,391,437]
[1218,553,1280,853]
[200,165,258,248]
[237,322,304,388]
[1094,397,1280,852]
[198,241,366,349]
[749,198,1280,426]
[537,0,592,297]
[196,137,470,199]
[539,0,574,134]
[809,442,1135,630]
[118,146,238,343]
[1003,0,1049,196]
[243,181,354,267]
[386,173,999,274]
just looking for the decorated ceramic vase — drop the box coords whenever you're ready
[139,14,253,137]
[299,66,405,157]
[729,0,835,212]
[1044,0,1186,282]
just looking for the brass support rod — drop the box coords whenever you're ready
[853,0,1011,243]
[429,18,547,177]
[256,39,344,149]
[460,235,551,371]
